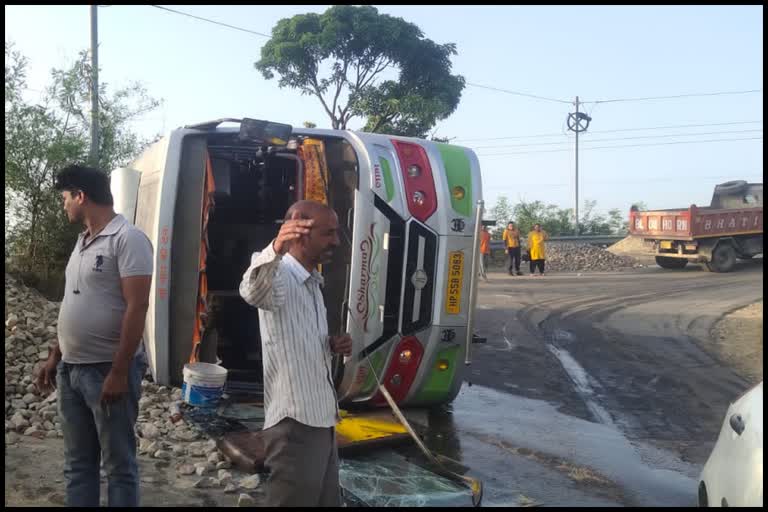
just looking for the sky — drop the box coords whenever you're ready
[5,5,763,218]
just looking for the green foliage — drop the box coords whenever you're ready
[487,195,629,238]
[255,5,464,138]
[5,42,161,299]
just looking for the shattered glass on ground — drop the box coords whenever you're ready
[339,450,473,507]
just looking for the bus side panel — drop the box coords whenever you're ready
[129,133,185,386]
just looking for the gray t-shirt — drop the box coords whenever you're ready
[57,214,154,364]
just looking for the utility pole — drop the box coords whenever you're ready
[566,96,591,236]
[89,5,99,166]
[574,95,579,236]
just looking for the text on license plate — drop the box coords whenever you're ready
[445,251,464,314]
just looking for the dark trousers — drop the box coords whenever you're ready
[530,259,545,274]
[262,417,341,507]
[507,247,521,273]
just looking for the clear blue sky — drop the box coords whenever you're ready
[5,5,763,217]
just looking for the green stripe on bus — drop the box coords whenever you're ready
[436,143,472,217]
[361,350,387,395]
[413,346,460,403]
[379,157,395,202]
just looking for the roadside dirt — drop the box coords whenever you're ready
[4,437,248,507]
[710,301,763,385]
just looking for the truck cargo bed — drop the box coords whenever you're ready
[629,205,763,240]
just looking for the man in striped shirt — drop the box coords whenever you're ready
[239,200,352,507]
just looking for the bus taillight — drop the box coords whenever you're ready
[391,140,437,222]
[373,336,424,404]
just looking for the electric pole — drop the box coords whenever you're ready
[567,97,591,236]
[89,5,99,166]
[574,96,579,236]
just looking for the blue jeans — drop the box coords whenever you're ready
[57,352,147,507]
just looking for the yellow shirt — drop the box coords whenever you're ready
[502,228,520,248]
[528,231,547,260]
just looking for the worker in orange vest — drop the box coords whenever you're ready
[479,225,491,281]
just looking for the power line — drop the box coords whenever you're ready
[477,136,763,157]
[581,90,762,104]
[150,5,272,38]
[452,120,763,142]
[472,128,763,150]
[463,82,571,104]
[144,6,577,105]
[146,5,762,115]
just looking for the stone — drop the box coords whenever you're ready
[193,477,218,489]
[141,423,160,440]
[153,450,172,460]
[217,470,233,486]
[22,393,37,405]
[172,444,187,456]
[138,438,154,454]
[38,350,49,360]
[174,429,199,442]
[207,452,221,464]
[177,464,196,476]
[6,314,19,328]
[239,474,261,490]
[224,483,238,494]
[194,462,215,476]
[237,494,255,507]
[216,461,232,470]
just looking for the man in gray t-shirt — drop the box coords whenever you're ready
[36,164,153,507]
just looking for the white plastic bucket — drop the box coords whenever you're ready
[181,362,228,407]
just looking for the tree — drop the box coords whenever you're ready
[302,121,317,128]
[5,42,161,298]
[255,5,465,138]
[488,195,513,239]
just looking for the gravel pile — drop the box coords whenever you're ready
[544,242,639,272]
[489,242,641,272]
[4,274,262,495]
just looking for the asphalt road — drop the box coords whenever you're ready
[399,259,763,506]
[6,260,762,507]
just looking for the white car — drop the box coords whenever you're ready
[699,381,763,507]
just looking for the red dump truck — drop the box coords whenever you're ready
[628,180,763,272]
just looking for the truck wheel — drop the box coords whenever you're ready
[704,243,736,273]
[655,256,688,269]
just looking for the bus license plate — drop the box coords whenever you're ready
[660,241,673,249]
[445,251,464,314]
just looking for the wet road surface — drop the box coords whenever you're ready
[401,261,761,506]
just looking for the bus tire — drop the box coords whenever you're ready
[704,243,737,273]
[655,256,688,269]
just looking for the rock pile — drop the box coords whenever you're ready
[489,242,640,272]
[4,274,262,495]
[543,242,639,272]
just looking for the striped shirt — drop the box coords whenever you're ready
[239,242,339,430]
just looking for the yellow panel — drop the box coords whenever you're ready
[300,138,329,205]
[445,251,464,314]
[335,414,407,442]
[660,240,673,249]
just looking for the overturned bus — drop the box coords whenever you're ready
[111,118,483,407]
